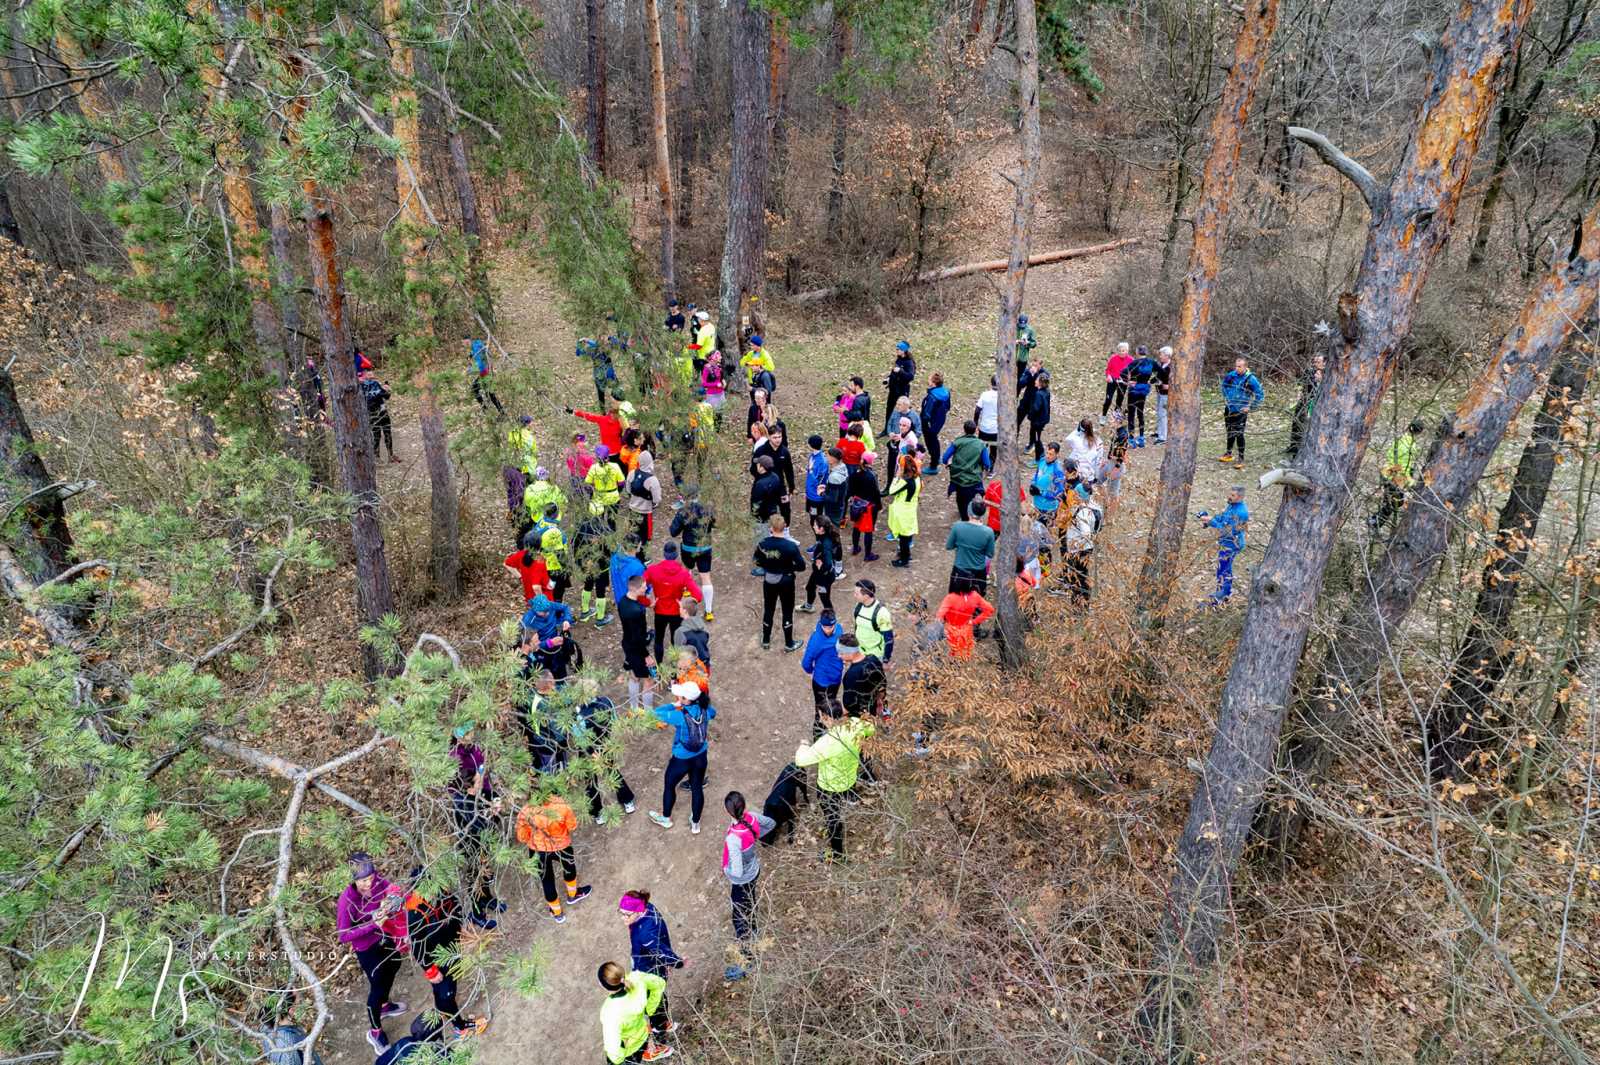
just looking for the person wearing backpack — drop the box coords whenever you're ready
[515,790,593,923]
[720,790,777,981]
[849,580,895,667]
[919,373,951,476]
[358,370,399,463]
[649,681,716,833]
[643,542,703,661]
[794,710,875,861]
[403,881,489,1039]
[625,451,664,543]
[1059,482,1103,605]
[752,513,807,651]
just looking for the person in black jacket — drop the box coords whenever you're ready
[1024,372,1052,461]
[617,575,655,710]
[1120,346,1158,446]
[760,762,810,846]
[1016,357,1044,431]
[882,341,916,434]
[358,370,398,462]
[749,456,786,575]
[750,426,795,525]
[800,515,842,613]
[752,514,806,651]
[572,682,636,824]
[403,883,488,1037]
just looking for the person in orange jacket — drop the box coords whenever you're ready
[515,791,593,923]
[935,589,995,660]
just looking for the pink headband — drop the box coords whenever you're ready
[618,895,648,914]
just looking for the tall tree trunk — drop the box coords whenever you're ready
[1157,155,1191,284]
[444,113,493,326]
[384,0,461,602]
[717,0,770,389]
[991,0,1040,670]
[267,200,331,486]
[1255,200,1600,857]
[825,14,852,244]
[968,0,989,41]
[0,179,21,246]
[586,0,609,175]
[767,13,790,217]
[0,368,75,586]
[1430,339,1595,775]
[1137,0,1280,623]
[672,0,694,228]
[1140,0,1531,1049]
[644,0,676,298]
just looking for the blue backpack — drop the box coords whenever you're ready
[682,704,710,751]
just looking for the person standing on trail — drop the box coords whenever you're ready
[883,340,916,434]
[1287,353,1324,460]
[336,853,409,1053]
[687,309,717,367]
[699,350,726,417]
[649,680,716,833]
[1121,345,1157,447]
[920,373,950,476]
[945,501,995,597]
[973,375,1000,445]
[800,609,844,733]
[940,420,991,521]
[1023,370,1053,462]
[794,709,874,862]
[739,334,775,390]
[403,880,490,1039]
[720,790,775,982]
[504,543,550,605]
[597,961,674,1063]
[1061,483,1104,605]
[569,399,626,459]
[465,336,504,415]
[1101,342,1133,423]
[644,542,703,661]
[935,587,995,660]
[1015,313,1038,381]
[1370,418,1424,532]
[1154,345,1174,444]
[1219,357,1265,465]
[617,574,656,710]
[673,598,711,670]
[753,513,807,651]
[668,483,717,620]
[358,370,399,463]
[619,891,683,1037]
[800,514,842,614]
[625,451,664,544]
[566,679,636,824]
[845,455,882,562]
[884,453,921,568]
[1029,443,1068,528]
[516,789,593,923]
[1064,418,1104,484]
[849,580,894,671]
[750,425,795,526]
[577,337,619,407]
[586,445,626,523]
[573,510,614,627]
[1199,485,1250,605]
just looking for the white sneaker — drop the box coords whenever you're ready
[649,812,673,829]
[595,816,606,826]
[624,801,637,814]
[690,821,701,835]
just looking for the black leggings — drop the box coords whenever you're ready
[586,772,636,819]
[731,877,759,943]
[811,682,842,735]
[762,579,796,644]
[821,789,846,857]
[662,750,707,822]
[805,570,834,611]
[1102,381,1125,417]
[952,482,980,521]
[896,533,912,564]
[851,527,875,558]
[370,408,394,457]
[1224,410,1249,457]
[1026,421,1046,461]
[653,613,681,661]
[1126,392,1147,436]
[538,847,577,905]
[355,942,402,1029]
[431,970,464,1029]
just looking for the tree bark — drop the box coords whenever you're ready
[384,0,461,602]
[0,368,74,585]
[1136,0,1279,624]
[717,0,770,387]
[267,200,331,486]
[991,0,1040,670]
[0,179,21,246]
[825,14,852,245]
[644,0,676,298]
[672,0,694,229]
[1431,339,1595,775]
[446,122,492,326]
[767,12,790,217]
[586,0,609,175]
[1141,0,1531,1048]
[1256,200,1600,857]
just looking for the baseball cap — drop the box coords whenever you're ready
[670,680,701,701]
[896,339,910,352]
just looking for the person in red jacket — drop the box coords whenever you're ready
[568,401,624,461]
[982,479,1027,537]
[935,589,995,659]
[504,547,550,605]
[643,542,704,661]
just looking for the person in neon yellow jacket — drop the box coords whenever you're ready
[507,416,539,474]
[597,961,673,1062]
[523,467,565,525]
[794,711,874,860]
[1371,417,1425,531]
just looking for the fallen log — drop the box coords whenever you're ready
[789,237,1140,304]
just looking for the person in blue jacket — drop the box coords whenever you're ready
[619,889,683,1037]
[803,435,830,519]
[1198,485,1250,604]
[521,591,576,679]
[609,536,647,604]
[1028,443,1067,522]
[919,373,950,476]
[1219,357,1265,464]
[649,681,716,832]
[799,611,844,735]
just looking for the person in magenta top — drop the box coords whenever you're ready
[336,853,411,1052]
[568,403,624,456]
[564,431,596,485]
[1102,342,1133,421]
[700,350,727,410]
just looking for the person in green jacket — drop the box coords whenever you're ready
[597,961,673,1063]
[794,711,875,860]
[1370,417,1425,532]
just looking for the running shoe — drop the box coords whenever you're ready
[652,1020,680,1036]
[797,601,816,613]
[623,801,637,813]
[642,1045,675,1061]
[783,640,802,653]
[703,610,714,621]
[568,885,593,905]
[380,1001,407,1018]
[649,811,673,829]
[366,1030,389,1053]
[690,821,701,835]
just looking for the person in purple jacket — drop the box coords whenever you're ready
[335,853,409,1052]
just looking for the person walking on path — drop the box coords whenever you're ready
[882,340,917,434]
[1022,370,1052,461]
[597,962,674,1063]
[1199,485,1250,605]
[945,502,996,596]
[617,573,656,710]
[800,515,842,613]
[1121,345,1158,446]
[1153,345,1174,444]
[920,373,950,476]
[643,542,703,662]
[720,791,776,981]
[577,337,619,408]
[940,421,991,520]
[849,580,895,671]
[358,370,399,463]
[935,588,995,660]
[753,513,807,651]
[1370,418,1423,532]
[845,454,883,562]
[1219,357,1265,464]
[794,711,875,861]
[800,610,844,733]
[625,451,664,544]
[516,790,593,923]
[649,680,716,832]
[619,891,683,1037]
[337,854,409,1053]
[1101,342,1132,422]
[668,483,716,620]
[885,454,921,568]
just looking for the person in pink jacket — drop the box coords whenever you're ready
[1102,342,1133,422]
[335,853,411,1052]
[700,351,726,411]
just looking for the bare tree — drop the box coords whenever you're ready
[768,11,791,217]
[645,0,676,297]
[1136,0,1281,623]
[1141,0,1533,1048]
[825,12,852,244]
[673,0,695,228]
[717,0,770,379]
[586,0,609,174]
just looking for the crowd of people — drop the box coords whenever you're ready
[333,307,1271,1063]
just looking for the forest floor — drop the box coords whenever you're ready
[307,207,1312,1062]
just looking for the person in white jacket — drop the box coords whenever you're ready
[1059,483,1103,604]
[1063,418,1105,483]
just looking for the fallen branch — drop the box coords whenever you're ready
[198,735,381,818]
[192,551,288,667]
[789,238,1140,304]
[32,559,112,591]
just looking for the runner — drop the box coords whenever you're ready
[750,425,795,526]
[335,853,409,1052]
[848,580,894,673]
[974,374,1000,445]
[445,724,502,927]
[884,453,921,568]
[940,420,991,520]
[882,340,916,434]
[521,589,576,680]
[1198,485,1249,605]
[720,791,776,981]
[576,336,619,407]
[586,445,626,523]
[748,457,785,572]
[1064,418,1104,483]
[935,586,995,660]
[1015,313,1038,379]
[564,430,595,488]
[823,447,850,525]
[753,513,806,651]
[625,451,663,544]
[1101,342,1132,422]
[945,501,995,596]
[1028,443,1068,529]
[643,542,703,661]
[597,961,673,1063]
[617,574,656,710]
[649,680,715,832]
[1121,345,1158,446]
[1371,418,1424,531]
[668,483,716,620]
[1219,357,1265,464]
[699,350,726,418]
[465,336,504,415]
[800,515,842,613]
[793,708,875,862]
[515,789,593,922]
[403,879,490,1038]
[1060,483,1104,604]
[919,372,950,476]
[799,609,844,734]
[358,370,399,463]
[739,334,775,390]
[846,456,882,562]
[672,598,711,668]
[573,510,615,627]
[619,891,683,1037]
[504,543,550,605]
[572,679,637,824]
[569,399,626,460]
[1287,353,1324,459]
